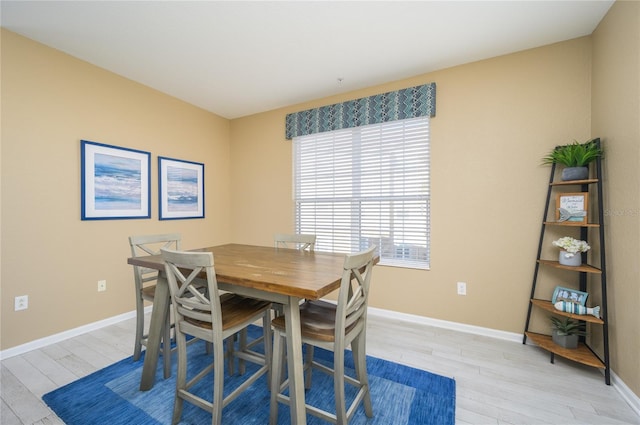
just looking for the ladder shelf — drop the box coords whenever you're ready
[522,138,610,385]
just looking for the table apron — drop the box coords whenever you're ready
[217,281,292,305]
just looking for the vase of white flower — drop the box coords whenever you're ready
[558,250,582,266]
[552,237,590,267]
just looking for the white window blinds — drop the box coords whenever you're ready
[293,116,430,269]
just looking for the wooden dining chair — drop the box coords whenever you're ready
[161,248,272,425]
[273,233,316,316]
[274,233,317,251]
[228,233,318,380]
[270,233,318,377]
[269,245,377,425]
[128,233,181,377]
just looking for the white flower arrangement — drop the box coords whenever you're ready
[552,236,590,258]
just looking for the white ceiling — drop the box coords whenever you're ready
[1,1,614,119]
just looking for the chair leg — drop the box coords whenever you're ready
[212,341,225,425]
[352,334,373,417]
[262,312,273,388]
[269,329,284,425]
[226,336,235,375]
[133,296,145,361]
[238,329,247,375]
[162,307,172,378]
[279,342,288,390]
[333,348,347,425]
[172,329,188,425]
[304,345,314,390]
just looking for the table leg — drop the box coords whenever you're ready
[139,273,170,391]
[284,296,306,424]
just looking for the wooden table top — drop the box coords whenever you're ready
[127,243,375,300]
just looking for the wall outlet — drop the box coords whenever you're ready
[15,295,29,311]
[98,280,107,292]
[457,281,467,295]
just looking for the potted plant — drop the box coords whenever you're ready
[542,139,603,181]
[550,316,586,349]
[552,236,590,266]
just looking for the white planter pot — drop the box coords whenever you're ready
[558,250,581,266]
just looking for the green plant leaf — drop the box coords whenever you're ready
[541,139,603,167]
[550,316,587,336]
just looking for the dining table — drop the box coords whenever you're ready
[127,243,374,424]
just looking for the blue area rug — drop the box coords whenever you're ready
[43,326,455,424]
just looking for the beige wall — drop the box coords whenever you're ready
[0,29,233,348]
[1,1,638,400]
[592,0,640,397]
[230,37,592,332]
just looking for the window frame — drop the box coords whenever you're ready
[293,117,431,270]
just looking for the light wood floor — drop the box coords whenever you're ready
[2,313,638,424]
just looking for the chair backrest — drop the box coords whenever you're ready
[129,233,182,287]
[161,248,223,336]
[335,246,377,336]
[274,233,316,251]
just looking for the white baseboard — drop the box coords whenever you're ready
[367,306,640,418]
[611,370,640,418]
[0,307,148,360]
[368,305,524,343]
[1,304,638,417]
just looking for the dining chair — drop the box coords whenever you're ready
[129,233,181,377]
[161,248,272,425]
[229,233,317,380]
[237,233,316,354]
[273,233,316,316]
[274,233,317,251]
[269,245,377,425]
[270,233,318,377]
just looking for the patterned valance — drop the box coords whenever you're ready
[285,82,436,140]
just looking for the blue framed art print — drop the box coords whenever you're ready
[158,156,205,220]
[81,140,151,220]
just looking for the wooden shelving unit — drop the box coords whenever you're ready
[529,299,604,325]
[524,332,605,369]
[523,138,610,385]
[543,221,600,228]
[536,260,601,274]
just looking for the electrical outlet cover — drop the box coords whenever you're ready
[15,295,29,311]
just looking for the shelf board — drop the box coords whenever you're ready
[543,221,600,228]
[550,179,598,186]
[525,332,605,369]
[537,259,602,274]
[530,299,604,324]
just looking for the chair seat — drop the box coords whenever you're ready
[272,300,358,343]
[185,295,271,331]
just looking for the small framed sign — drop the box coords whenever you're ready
[551,285,588,306]
[556,192,588,224]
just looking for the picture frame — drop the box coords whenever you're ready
[556,192,588,224]
[158,156,205,220]
[81,140,151,220]
[551,285,588,306]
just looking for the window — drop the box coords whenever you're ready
[293,117,430,269]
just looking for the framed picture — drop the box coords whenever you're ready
[556,192,588,224]
[551,286,588,306]
[81,140,151,220]
[158,156,204,220]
